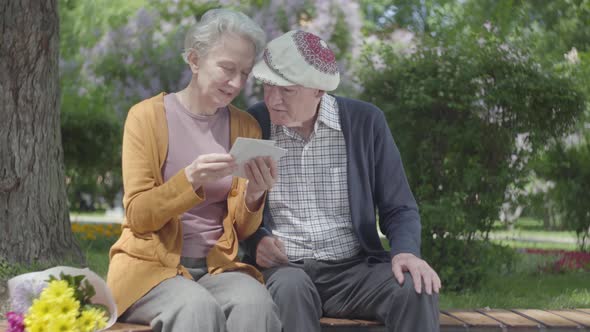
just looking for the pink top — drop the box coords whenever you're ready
[162,93,232,258]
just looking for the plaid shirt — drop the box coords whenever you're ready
[267,94,361,261]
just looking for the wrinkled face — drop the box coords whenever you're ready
[189,33,256,109]
[263,84,324,127]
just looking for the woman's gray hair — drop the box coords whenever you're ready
[182,8,266,63]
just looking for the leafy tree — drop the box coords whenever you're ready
[531,50,590,250]
[59,0,150,209]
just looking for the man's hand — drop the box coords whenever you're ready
[256,236,289,268]
[391,253,441,295]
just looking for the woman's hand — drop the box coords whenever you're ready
[184,153,237,191]
[244,157,278,210]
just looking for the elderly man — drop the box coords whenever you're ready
[242,30,441,332]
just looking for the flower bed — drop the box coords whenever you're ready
[71,223,121,240]
[523,248,590,273]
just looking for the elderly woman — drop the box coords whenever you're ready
[106,9,281,332]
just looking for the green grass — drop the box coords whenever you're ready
[69,210,108,217]
[381,216,589,309]
[0,234,114,281]
[491,217,577,239]
[493,217,544,231]
[491,229,576,239]
[440,272,590,309]
[434,241,590,309]
[491,239,577,251]
[76,234,117,278]
[4,217,588,313]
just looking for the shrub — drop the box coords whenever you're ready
[359,29,585,290]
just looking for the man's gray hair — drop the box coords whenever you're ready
[182,8,266,63]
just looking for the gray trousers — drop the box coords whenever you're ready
[263,256,439,332]
[120,257,282,332]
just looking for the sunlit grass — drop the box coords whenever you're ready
[491,239,577,251]
[4,220,588,312]
[440,272,590,309]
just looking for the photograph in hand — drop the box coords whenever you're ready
[229,137,287,178]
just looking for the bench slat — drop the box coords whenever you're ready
[2,309,589,331]
[319,317,361,326]
[443,310,503,327]
[352,319,382,326]
[549,310,590,327]
[439,312,467,327]
[106,322,153,332]
[476,309,540,327]
[513,309,580,328]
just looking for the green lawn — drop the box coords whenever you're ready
[77,232,589,311]
[4,217,588,313]
[76,232,117,278]
[440,272,590,309]
[491,229,576,239]
[488,217,579,250]
[490,239,577,250]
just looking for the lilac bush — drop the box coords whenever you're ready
[74,0,363,114]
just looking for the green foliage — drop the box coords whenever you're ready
[423,238,517,291]
[514,0,590,61]
[59,0,147,209]
[534,137,590,251]
[60,0,149,60]
[61,81,122,209]
[359,29,585,290]
[0,260,45,280]
[329,8,351,61]
[359,0,396,35]
[530,50,590,250]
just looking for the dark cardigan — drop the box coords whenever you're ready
[242,96,421,263]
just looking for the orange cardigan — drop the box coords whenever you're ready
[107,93,264,317]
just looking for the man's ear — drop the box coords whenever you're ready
[188,50,199,74]
[316,90,326,98]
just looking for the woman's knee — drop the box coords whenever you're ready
[172,284,224,318]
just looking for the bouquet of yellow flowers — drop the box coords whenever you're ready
[7,267,117,332]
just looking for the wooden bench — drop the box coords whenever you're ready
[2,309,590,331]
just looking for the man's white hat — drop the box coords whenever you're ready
[252,30,340,91]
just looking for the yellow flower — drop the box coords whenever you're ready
[26,298,52,323]
[53,294,80,317]
[40,280,73,301]
[26,321,47,332]
[46,314,76,332]
[77,307,108,332]
[26,280,81,331]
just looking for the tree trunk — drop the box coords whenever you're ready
[0,0,84,266]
